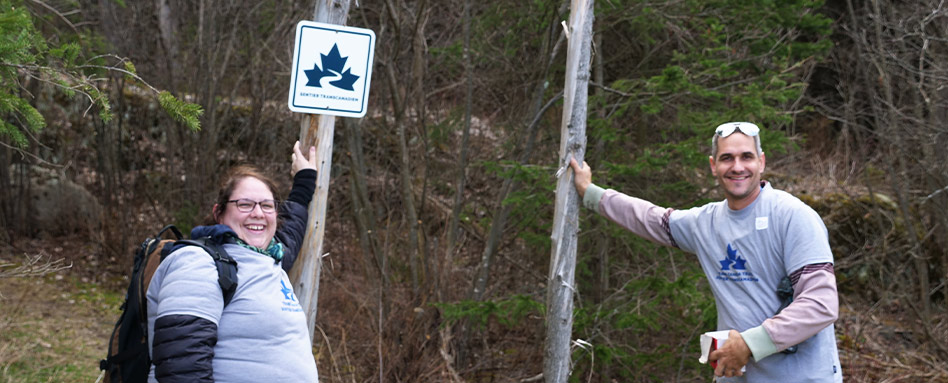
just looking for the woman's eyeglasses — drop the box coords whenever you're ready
[714,122,760,138]
[228,199,277,213]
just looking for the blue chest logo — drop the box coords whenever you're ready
[279,280,303,313]
[280,280,297,302]
[720,244,748,271]
[714,244,759,283]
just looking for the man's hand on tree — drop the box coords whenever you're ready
[569,158,592,198]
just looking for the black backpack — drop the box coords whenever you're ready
[98,225,238,383]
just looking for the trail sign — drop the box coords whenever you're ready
[287,20,375,118]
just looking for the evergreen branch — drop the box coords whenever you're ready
[158,91,203,131]
[75,63,159,93]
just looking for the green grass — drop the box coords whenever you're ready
[0,272,122,383]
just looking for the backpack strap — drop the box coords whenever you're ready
[174,238,239,306]
[156,224,184,241]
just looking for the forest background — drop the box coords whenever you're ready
[1,0,947,382]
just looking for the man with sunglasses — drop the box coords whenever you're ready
[569,122,841,382]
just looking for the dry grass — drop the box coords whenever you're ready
[837,299,948,382]
[0,265,119,383]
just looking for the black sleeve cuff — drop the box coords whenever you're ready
[287,169,317,206]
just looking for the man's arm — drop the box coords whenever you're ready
[569,158,677,247]
[707,265,837,376]
[740,263,839,359]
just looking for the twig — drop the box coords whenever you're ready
[315,324,342,381]
[905,298,948,360]
[922,184,948,203]
[28,0,80,37]
[0,253,71,280]
[438,327,465,383]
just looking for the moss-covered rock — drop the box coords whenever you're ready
[800,192,909,300]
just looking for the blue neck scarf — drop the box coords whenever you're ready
[234,237,285,262]
[191,224,284,262]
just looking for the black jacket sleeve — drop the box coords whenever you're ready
[277,168,316,271]
[152,314,217,383]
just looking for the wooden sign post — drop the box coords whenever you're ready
[287,0,376,343]
[545,0,594,381]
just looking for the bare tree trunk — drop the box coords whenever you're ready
[155,0,177,91]
[411,0,430,297]
[461,7,566,367]
[287,0,352,343]
[545,0,593,381]
[379,0,427,299]
[867,0,930,316]
[445,0,473,286]
[439,0,473,372]
[471,0,568,302]
[346,117,384,283]
[389,64,422,297]
[471,91,563,303]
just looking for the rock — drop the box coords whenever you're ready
[9,164,102,236]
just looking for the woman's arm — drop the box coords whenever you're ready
[277,169,316,271]
[152,315,217,382]
[148,247,225,382]
[277,141,318,271]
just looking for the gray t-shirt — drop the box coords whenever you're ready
[146,244,318,382]
[670,183,842,383]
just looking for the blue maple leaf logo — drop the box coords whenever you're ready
[280,280,296,301]
[304,44,360,91]
[720,244,748,271]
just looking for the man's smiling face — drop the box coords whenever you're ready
[710,133,766,210]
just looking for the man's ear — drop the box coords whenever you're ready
[709,155,717,177]
[760,152,766,173]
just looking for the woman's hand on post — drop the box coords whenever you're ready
[291,141,317,177]
[569,158,592,199]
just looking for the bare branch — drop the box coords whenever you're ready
[0,253,71,280]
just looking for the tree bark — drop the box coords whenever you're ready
[545,0,593,381]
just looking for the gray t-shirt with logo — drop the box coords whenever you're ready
[669,183,842,383]
[146,244,318,382]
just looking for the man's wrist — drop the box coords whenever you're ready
[740,325,778,361]
[583,184,606,213]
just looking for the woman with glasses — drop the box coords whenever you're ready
[145,141,320,383]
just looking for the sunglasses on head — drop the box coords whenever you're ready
[714,122,760,137]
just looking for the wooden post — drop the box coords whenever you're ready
[288,0,352,343]
[545,0,594,381]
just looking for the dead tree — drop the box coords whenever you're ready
[545,0,593,381]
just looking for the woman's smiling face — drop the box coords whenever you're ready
[215,177,277,248]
